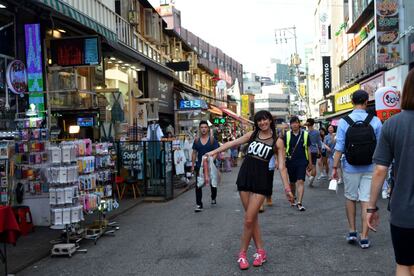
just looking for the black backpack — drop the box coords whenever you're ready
[343,114,377,166]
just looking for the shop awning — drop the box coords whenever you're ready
[320,109,352,120]
[220,108,253,125]
[35,0,117,42]
[208,105,223,116]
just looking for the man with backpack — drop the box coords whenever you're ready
[191,121,219,212]
[332,90,382,249]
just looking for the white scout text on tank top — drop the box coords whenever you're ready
[247,141,272,159]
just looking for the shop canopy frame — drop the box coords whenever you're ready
[219,108,253,125]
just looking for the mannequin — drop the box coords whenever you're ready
[147,120,164,179]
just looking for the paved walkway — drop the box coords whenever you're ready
[19,166,395,275]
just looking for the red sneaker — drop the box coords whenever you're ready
[238,251,249,270]
[253,249,267,267]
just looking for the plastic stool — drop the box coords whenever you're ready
[13,206,34,235]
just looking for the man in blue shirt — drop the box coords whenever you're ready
[192,121,219,212]
[332,90,382,249]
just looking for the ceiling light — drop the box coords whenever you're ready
[0,4,6,8]
[56,28,66,33]
[125,63,130,66]
[110,57,116,60]
[117,60,123,64]
[107,61,112,64]
[69,125,80,134]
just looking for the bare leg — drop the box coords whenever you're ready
[290,183,296,198]
[360,201,370,239]
[395,264,414,276]
[240,193,266,252]
[240,192,262,248]
[346,199,357,232]
[324,157,329,175]
[296,180,305,204]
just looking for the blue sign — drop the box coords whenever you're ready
[179,99,207,110]
[77,117,94,127]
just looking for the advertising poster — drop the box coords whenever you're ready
[241,95,249,117]
[375,0,401,64]
[24,24,45,114]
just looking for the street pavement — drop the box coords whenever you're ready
[19,166,395,276]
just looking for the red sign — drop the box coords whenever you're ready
[382,90,399,108]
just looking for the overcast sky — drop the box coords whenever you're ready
[149,0,315,76]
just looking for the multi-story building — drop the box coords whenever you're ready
[311,0,412,122]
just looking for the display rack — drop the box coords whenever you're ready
[14,118,49,199]
[48,140,87,256]
[0,141,12,205]
[83,142,119,244]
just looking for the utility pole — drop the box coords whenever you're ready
[275,26,311,117]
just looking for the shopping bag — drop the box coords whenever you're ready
[328,179,338,192]
[208,156,220,188]
[197,163,205,188]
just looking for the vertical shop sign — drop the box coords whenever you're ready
[320,11,329,54]
[241,95,249,117]
[322,56,331,96]
[375,0,401,64]
[24,24,45,113]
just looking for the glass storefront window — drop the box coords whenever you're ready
[0,12,15,58]
[47,67,94,110]
[104,61,131,123]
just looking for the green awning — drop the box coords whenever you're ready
[35,0,117,42]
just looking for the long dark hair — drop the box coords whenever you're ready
[249,110,277,145]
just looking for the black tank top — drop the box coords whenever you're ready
[246,134,274,162]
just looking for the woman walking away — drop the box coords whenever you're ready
[207,110,294,270]
[318,127,329,179]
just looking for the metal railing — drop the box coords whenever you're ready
[60,0,169,66]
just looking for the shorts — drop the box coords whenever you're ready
[311,153,318,165]
[287,164,307,183]
[342,171,372,202]
[391,224,414,266]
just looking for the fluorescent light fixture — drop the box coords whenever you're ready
[110,57,116,60]
[0,4,6,8]
[56,28,66,33]
[69,125,80,134]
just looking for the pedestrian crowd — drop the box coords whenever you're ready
[189,69,414,275]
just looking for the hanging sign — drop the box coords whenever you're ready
[6,60,27,95]
[375,86,401,121]
[322,56,331,96]
[25,23,45,114]
[50,36,101,67]
[375,0,401,64]
[213,117,227,125]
